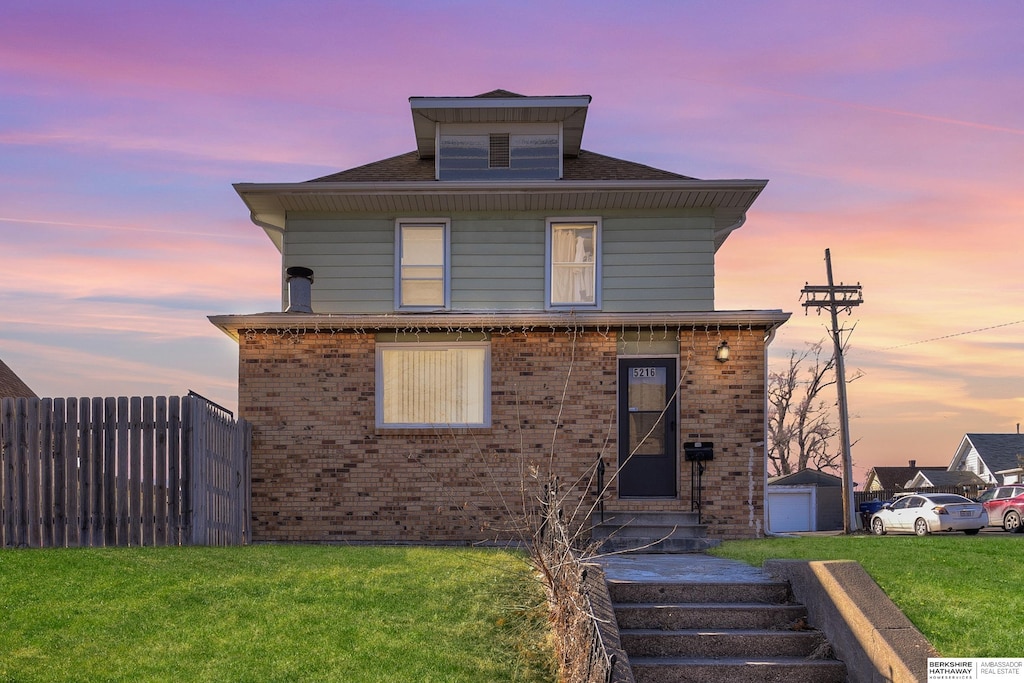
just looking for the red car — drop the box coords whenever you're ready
[978,486,1024,532]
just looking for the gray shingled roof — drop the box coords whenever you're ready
[472,89,525,98]
[307,149,695,184]
[0,357,36,398]
[967,433,1024,474]
[867,465,945,490]
[917,470,987,487]
[769,469,842,487]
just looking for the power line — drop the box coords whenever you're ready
[879,319,1024,351]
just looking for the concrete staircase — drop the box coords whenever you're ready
[608,577,848,683]
[591,511,718,553]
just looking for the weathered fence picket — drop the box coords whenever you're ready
[854,484,988,507]
[0,395,251,548]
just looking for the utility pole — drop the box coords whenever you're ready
[801,249,863,533]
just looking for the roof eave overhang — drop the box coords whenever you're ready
[210,309,791,342]
[409,95,592,158]
[234,178,768,252]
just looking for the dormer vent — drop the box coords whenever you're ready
[489,134,510,168]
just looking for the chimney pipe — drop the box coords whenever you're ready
[909,459,916,469]
[285,266,314,313]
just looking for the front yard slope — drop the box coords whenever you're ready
[0,545,556,683]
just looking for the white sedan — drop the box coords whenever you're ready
[870,493,988,536]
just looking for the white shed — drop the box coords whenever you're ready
[767,469,843,533]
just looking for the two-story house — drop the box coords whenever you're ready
[210,90,789,544]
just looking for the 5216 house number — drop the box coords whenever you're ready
[631,367,658,378]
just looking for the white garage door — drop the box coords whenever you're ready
[768,487,815,533]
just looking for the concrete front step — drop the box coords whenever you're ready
[593,511,703,528]
[592,511,715,554]
[629,656,847,683]
[621,628,827,658]
[608,580,792,605]
[614,602,808,630]
[598,536,719,554]
[594,524,708,539]
[607,570,847,682]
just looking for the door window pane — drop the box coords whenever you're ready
[627,366,667,455]
[629,413,666,455]
[628,366,667,411]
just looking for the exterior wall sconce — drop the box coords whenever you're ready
[715,340,730,363]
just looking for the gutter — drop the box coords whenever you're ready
[249,211,286,251]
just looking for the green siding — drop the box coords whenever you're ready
[283,218,394,312]
[280,212,717,314]
[602,216,715,312]
[450,218,545,310]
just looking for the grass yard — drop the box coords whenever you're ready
[0,545,556,683]
[711,534,1024,657]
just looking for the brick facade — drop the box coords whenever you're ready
[238,324,769,543]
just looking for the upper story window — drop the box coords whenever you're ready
[547,218,600,309]
[436,123,560,180]
[396,220,449,310]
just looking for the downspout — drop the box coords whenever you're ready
[761,323,781,537]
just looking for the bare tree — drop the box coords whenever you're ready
[767,341,854,477]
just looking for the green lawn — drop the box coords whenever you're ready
[0,545,556,683]
[711,534,1024,657]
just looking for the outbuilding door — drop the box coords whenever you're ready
[767,487,816,532]
[617,358,677,497]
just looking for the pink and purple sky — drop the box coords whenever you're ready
[2,1,1022,485]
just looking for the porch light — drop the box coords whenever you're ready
[715,340,730,363]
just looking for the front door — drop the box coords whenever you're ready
[617,358,677,497]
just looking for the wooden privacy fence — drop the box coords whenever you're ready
[855,484,988,507]
[1,395,252,548]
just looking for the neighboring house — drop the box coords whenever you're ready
[0,357,36,399]
[210,90,790,544]
[949,433,1024,485]
[861,460,945,492]
[767,469,843,533]
[905,469,986,490]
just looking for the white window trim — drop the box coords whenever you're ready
[545,217,601,310]
[394,219,451,311]
[375,342,492,429]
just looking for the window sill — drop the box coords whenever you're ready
[375,426,494,436]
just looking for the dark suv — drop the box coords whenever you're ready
[978,485,1024,532]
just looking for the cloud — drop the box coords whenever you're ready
[0,335,239,413]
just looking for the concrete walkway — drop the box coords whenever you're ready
[596,552,772,583]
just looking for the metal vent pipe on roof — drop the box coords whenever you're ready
[285,266,314,313]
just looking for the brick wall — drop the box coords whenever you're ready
[237,325,769,543]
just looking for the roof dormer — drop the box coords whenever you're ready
[409,90,591,181]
